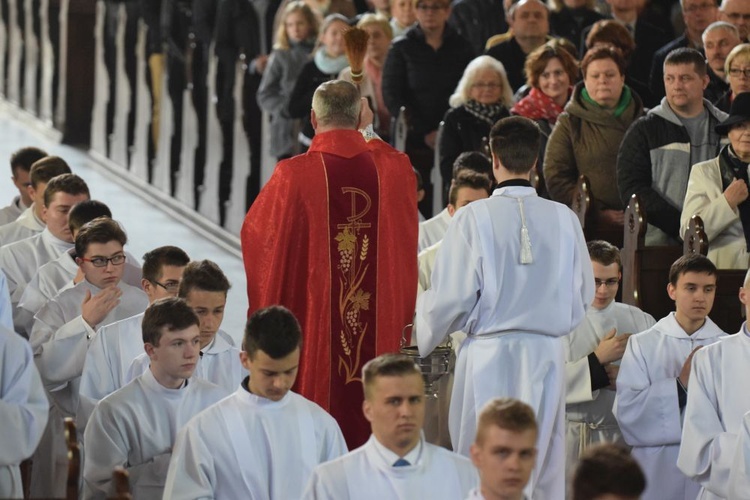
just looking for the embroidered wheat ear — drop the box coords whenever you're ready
[360,235,369,261]
[340,331,351,355]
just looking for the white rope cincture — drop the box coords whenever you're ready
[516,197,533,264]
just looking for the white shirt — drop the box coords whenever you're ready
[418,208,451,253]
[0,326,48,498]
[82,369,228,499]
[125,330,245,394]
[30,280,148,417]
[0,196,27,226]
[303,435,478,499]
[615,313,726,500]
[677,326,750,499]
[0,206,44,247]
[163,384,347,499]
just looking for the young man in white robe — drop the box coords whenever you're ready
[83,297,228,499]
[163,305,347,499]
[124,259,245,392]
[0,174,90,323]
[564,241,656,471]
[677,268,750,499]
[466,398,538,500]
[0,146,46,225]
[418,151,493,253]
[0,156,70,247]
[29,217,149,497]
[15,200,143,336]
[0,325,48,498]
[615,255,727,500]
[416,116,594,498]
[304,353,478,499]
[570,444,646,500]
[77,245,190,431]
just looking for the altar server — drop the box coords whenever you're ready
[416,116,594,498]
[83,297,228,499]
[125,259,245,393]
[78,245,189,430]
[677,268,750,499]
[0,326,48,498]
[163,305,347,499]
[0,146,46,225]
[304,354,478,499]
[615,254,727,500]
[565,241,655,469]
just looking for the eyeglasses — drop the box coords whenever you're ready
[595,278,620,288]
[683,2,715,13]
[471,82,502,89]
[729,67,750,78]
[416,3,446,11]
[80,253,126,268]
[151,279,181,293]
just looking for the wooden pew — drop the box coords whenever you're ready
[570,175,623,247]
[622,196,745,332]
[64,417,79,500]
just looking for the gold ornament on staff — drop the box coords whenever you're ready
[344,27,370,85]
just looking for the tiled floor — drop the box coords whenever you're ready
[0,110,248,344]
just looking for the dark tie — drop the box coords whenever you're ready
[393,458,410,467]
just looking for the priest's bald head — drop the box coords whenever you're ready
[311,80,371,133]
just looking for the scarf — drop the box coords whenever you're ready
[463,100,508,126]
[719,144,750,251]
[581,86,632,118]
[510,87,567,125]
[314,47,348,75]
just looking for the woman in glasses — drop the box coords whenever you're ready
[716,43,750,112]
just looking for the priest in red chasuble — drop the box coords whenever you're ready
[241,80,418,448]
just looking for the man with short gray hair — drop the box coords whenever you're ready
[720,0,750,41]
[242,80,418,449]
[702,21,741,106]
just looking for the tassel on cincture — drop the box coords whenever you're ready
[516,197,533,264]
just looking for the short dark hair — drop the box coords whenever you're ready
[489,117,541,174]
[142,297,200,346]
[587,240,621,271]
[142,246,191,283]
[572,444,646,500]
[74,217,127,258]
[178,260,231,297]
[10,147,47,176]
[664,47,707,76]
[68,200,112,234]
[453,151,493,180]
[585,20,635,61]
[43,173,89,207]
[581,45,626,79]
[449,171,492,207]
[244,305,302,359]
[669,254,717,286]
[362,354,422,399]
[475,398,538,446]
[29,156,72,189]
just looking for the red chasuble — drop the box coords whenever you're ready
[241,129,418,448]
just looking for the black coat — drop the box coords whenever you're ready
[448,0,508,55]
[287,61,337,143]
[550,6,604,54]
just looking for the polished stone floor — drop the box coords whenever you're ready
[0,111,248,343]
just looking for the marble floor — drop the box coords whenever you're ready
[0,110,248,344]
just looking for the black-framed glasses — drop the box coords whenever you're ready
[416,3,446,11]
[80,254,126,268]
[729,67,750,78]
[151,279,181,293]
[595,278,620,288]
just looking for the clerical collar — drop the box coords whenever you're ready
[495,179,532,189]
[371,434,424,467]
[240,376,291,406]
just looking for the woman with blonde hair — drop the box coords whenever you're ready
[438,55,513,189]
[716,44,750,112]
[257,1,320,160]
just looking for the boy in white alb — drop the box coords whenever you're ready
[163,305,347,499]
[77,245,190,430]
[565,241,655,470]
[0,147,46,225]
[304,353,478,499]
[466,398,537,500]
[615,255,727,500]
[83,297,228,499]
[416,117,594,498]
[677,269,750,499]
[124,259,245,392]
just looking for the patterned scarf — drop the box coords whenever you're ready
[510,87,567,125]
[463,100,508,126]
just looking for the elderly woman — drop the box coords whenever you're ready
[716,44,750,112]
[681,92,750,269]
[544,45,644,243]
[340,14,393,140]
[438,56,513,189]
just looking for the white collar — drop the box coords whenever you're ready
[371,434,424,467]
[142,365,190,400]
